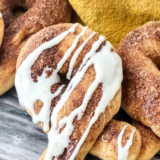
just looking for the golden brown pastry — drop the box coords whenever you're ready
[90,120,141,160]
[0,0,72,95]
[0,13,4,47]
[132,120,160,160]
[15,23,122,160]
[116,21,160,137]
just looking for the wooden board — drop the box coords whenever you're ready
[0,88,159,160]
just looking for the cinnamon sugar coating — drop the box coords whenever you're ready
[0,0,72,95]
[116,21,160,137]
[132,120,160,160]
[17,23,121,160]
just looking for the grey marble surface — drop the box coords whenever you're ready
[0,88,159,160]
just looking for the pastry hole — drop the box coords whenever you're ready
[12,6,27,18]
[59,74,70,86]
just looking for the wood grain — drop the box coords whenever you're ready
[0,88,159,160]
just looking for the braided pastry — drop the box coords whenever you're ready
[0,0,72,95]
[15,23,122,160]
[90,119,160,160]
[90,119,141,160]
[116,21,160,137]
[41,120,141,160]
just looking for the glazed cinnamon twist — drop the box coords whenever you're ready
[117,21,160,138]
[90,120,141,160]
[0,0,72,95]
[15,23,122,160]
[41,120,141,160]
[90,120,160,160]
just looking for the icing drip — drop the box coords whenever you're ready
[0,13,2,18]
[15,23,123,160]
[118,125,136,160]
[102,135,108,143]
[67,32,96,79]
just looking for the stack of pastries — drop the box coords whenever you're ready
[0,0,160,160]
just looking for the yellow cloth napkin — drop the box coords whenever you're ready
[70,0,160,47]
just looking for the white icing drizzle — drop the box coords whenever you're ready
[15,23,79,131]
[90,112,93,118]
[0,13,2,18]
[67,32,96,79]
[118,125,136,160]
[69,145,74,153]
[102,135,108,143]
[15,23,123,160]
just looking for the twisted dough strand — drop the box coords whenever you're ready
[117,21,160,137]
